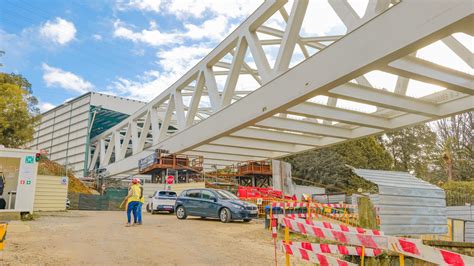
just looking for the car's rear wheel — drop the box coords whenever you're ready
[219,208,231,223]
[146,203,151,213]
[243,219,251,223]
[151,203,157,214]
[176,206,187,219]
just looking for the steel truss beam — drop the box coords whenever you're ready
[88,0,473,177]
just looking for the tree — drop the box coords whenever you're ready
[435,112,473,181]
[383,124,438,178]
[0,51,4,67]
[332,136,393,170]
[284,137,391,193]
[0,73,39,147]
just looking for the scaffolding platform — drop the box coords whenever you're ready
[138,149,203,175]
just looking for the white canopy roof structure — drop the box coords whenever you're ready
[88,0,473,177]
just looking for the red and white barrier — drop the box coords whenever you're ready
[284,241,382,257]
[327,213,358,218]
[271,218,278,238]
[280,242,357,266]
[289,217,382,236]
[271,202,357,209]
[282,218,474,266]
[267,213,319,220]
[389,237,474,266]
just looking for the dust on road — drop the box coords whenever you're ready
[1,211,284,265]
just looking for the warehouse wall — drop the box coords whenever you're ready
[34,175,68,211]
[30,94,91,178]
[29,92,146,179]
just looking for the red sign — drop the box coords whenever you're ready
[166,175,174,184]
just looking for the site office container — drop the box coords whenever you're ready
[0,148,40,213]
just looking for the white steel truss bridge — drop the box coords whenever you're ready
[88,0,473,177]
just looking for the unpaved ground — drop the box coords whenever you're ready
[1,211,284,265]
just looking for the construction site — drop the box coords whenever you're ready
[1,0,474,265]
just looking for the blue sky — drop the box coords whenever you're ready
[0,0,263,111]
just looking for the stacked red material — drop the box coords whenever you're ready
[236,186,296,200]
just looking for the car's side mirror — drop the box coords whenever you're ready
[212,197,217,202]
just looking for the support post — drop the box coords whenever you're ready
[399,254,405,266]
[361,246,365,266]
[285,224,290,266]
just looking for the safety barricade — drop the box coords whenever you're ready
[282,241,382,257]
[279,241,357,266]
[0,223,7,250]
[270,201,358,209]
[287,216,382,236]
[280,217,474,266]
[266,200,363,227]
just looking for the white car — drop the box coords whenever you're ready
[146,190,178,214]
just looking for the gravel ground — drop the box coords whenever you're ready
[1,211,284,265]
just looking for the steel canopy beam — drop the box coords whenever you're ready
[385,56,474,95]
[287,102,392,129]
[184,151,262,162]
[193,144,283,158]
[328,83,441,117]
[256,116,353,139]
[211,136,313,153]
[231,127,322,146]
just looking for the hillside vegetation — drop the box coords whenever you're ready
[38,159,93,194]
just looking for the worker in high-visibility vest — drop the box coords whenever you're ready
[125,178,141,226]
[137,180,144,225]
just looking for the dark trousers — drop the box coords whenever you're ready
[127,201,139,224]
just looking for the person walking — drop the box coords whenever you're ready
[136,180,144,225]
[125,178,141,226]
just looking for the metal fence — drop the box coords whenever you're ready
[68,188,127,211]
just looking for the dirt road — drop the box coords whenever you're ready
[2,211,284,265]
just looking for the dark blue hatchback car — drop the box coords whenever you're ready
[175,188,258,223]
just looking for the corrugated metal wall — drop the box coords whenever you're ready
[294,185,325,200]
[466,221,474,243]
[34,175,68,211]
[313,193,346,204]
[446,206,474,243]
[447,205,474,220]
[353,169,447,236]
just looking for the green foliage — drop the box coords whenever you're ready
[0,72,39,147]
[442,181,474,206]
[333,136,393,170]
[384,124,438,178]
[435,112,473,182]
[285,137,390,193]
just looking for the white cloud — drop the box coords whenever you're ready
[183,16,230,41]
[39,17,77,45]
[42,63,94,94]
[93,34,103,40]
[38,102,55,112]
[119,0,261,19]
[111,45,212,100]
[113,15,237,47]
[113,19,180,46]
[164,0,262,19]
[119,0,162,12]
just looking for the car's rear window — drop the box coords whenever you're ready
[158,191,177,197]
[185,190,201,198]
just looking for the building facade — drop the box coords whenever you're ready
[29,92,145,178]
